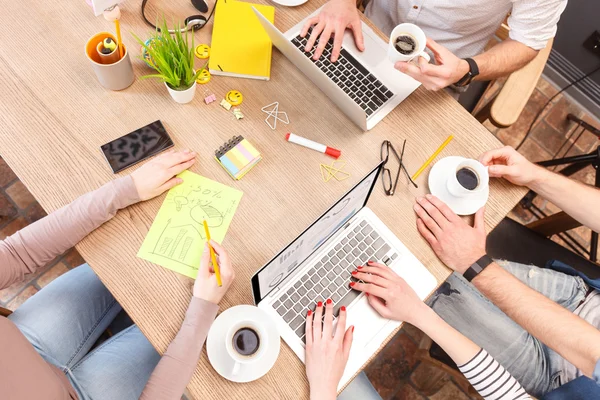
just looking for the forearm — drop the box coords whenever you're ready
[140,296,219,400]
[471,39,538,81]
[529,167,600,232]
[0,176,139,289]
[473,263,600,376]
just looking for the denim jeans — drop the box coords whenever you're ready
[8,264,160,400]
[338,371,382,400]
[429,260,589,399]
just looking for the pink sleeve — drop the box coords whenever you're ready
[140,296,219,400]
[0,176,139,290]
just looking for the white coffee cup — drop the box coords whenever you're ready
[388,23,431,64]
[225,320,267,376]
[446,159,489,198]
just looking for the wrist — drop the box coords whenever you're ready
[192,292,219,305]
[452,59,471,84]
[471,261,498,285]
[528,165,552,192]
[310,386,337,400]
[409,303,436,329]
[455,250,486,274]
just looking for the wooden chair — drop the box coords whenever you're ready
[473,22,554,128]
[0,306,13,317]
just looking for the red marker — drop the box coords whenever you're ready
[285,133,341,159]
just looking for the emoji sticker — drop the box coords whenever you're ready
[195,44,211,59]
[196,69,211,84]
[225,90,243,106]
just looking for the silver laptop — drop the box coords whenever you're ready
[252,7,421,131]
[252,163,437,389]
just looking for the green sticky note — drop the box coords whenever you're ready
[137,170,243,278]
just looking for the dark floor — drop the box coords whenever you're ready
[1,75,599,399]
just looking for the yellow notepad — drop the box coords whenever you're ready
[209,0,275,80]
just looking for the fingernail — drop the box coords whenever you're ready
[351,326,355,333]
[366,261,372,265]
[357,265,364,269]
[416,196,423,202]
[184,149,191,153]
[326,298,332,305]
[317,301,323,307]
[307,310,312,316]
[365,293,370,297]
[426,194,432,199]
[349,282,356,287]
[413,204,419,211]
[351,270,358,275]
[341,306,346,312]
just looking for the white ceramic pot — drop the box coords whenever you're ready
[165,81,197,104]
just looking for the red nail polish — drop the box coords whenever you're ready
[358,265,364,269]
[366,261,372,265]
[349,282,356,287]
[351,326,355,333]
[365,293,370,297]
[307,310,312,316]
[317,301,323,307]
[351,270,358,275]
[326,298,332,305]
[341,306,346,312]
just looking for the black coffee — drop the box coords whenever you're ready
[233,327,260,357]
[456,168,479,190]
[394,35,417,55]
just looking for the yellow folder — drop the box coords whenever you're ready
[209,0,275,81]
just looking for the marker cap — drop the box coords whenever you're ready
[325,147,341,159]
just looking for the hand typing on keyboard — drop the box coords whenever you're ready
[305,299,354,400]
[300,0,365,62]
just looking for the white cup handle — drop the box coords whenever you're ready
[232,361,241,376]
[419,51,431,62]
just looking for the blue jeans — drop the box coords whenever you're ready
[338,371,382,400]
[429,260,589,399]
[8,264,160,400]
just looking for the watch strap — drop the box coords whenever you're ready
[463,254,493,282]
[455,58,479,87]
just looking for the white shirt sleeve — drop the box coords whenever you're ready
[507,0,568,50]
[459,349,531,400]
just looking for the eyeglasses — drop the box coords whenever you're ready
[380,140,418,195]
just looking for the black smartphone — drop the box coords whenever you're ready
[101,120,174,173]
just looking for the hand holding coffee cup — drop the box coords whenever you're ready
[388,23,431,65]
[447,159,489,198]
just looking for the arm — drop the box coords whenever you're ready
[140,241,235,400]
[396,0,566,90]
[351,262,530,399]
[0,150,196,290]
[413,193,600,378]
[473,262,600,377]
[480,146,600,234]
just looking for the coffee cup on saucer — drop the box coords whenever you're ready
[446,159,489,198]
[226,320,267,377]
[428,156,490,216]
[387,23,431,65]
[207,305,280,383]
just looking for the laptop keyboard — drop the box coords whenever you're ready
[272,220,398,344]
[290,30,395,118]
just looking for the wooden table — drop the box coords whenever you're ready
[0,0,525,398]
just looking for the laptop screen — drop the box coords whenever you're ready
[252,162,383,304]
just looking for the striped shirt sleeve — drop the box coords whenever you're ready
[458,349,531,400]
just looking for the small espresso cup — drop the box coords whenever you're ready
[225,320,267,376]
[446,159,489,198]
[388,23,431,64]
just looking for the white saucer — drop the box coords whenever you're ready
[207,305,280,383]
[428,156,489,216]
[271,0,307,6]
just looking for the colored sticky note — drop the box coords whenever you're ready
[137,170,243,278]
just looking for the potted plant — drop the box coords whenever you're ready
[134,20,201,104]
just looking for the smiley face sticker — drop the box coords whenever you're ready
[196,69,211,84]
[194,44,211,59]
[225,90,243,106]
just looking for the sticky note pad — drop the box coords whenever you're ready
[215,136,261,180]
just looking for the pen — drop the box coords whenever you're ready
[286,132,341,159]
[203,220,222,287]
[411,135,454,181]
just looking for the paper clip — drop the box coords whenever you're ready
[261,102,289,130]
[320,160,351,182]
[220,99,232,111]
[204,94,217,104]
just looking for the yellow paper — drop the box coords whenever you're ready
[137,170,243,278]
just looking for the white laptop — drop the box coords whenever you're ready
[252,7,421,131]
[251,162,437,390]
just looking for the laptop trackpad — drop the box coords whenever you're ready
[343,29,386,69]
[345,297,388,347]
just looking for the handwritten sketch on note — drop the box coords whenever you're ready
[137,170,243,278]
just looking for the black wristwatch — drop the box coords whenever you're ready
[463,254,493,282]
[454,58,479,87]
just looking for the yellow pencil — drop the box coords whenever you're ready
[203,220,222,287]
[115,19,123,59]
[411,135,454,181]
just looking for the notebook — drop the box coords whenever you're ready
[215,136,262,180]
[209,0,275,80]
